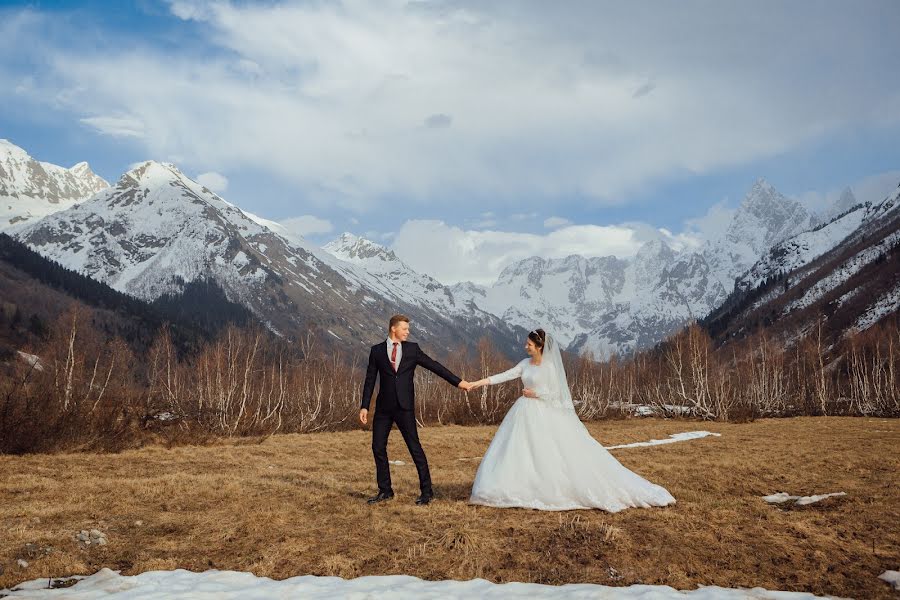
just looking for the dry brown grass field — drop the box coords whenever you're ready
[1,417,898,598]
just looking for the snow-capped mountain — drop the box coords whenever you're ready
[447,179,825,358]
[0,139,108,231]
[10,137,885,361]
[738,201,868,291]
[704,181,900,344]
[451,252,635,347]
[720,179,818,262]
[325,232,466,316]
[671,179,820,314]
[322,232,529,344]
[14,160,522,355]
[826,188,859,220]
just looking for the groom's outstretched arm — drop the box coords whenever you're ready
[361,347,379,411]
[416,345,463,387]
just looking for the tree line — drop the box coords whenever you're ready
[3,303,898,454]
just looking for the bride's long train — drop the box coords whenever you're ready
[470,396,675,511]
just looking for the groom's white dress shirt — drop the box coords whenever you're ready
[386,338,402,370]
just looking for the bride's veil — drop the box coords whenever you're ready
[543,332,576,411]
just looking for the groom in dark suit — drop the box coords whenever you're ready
[359,314,469,505]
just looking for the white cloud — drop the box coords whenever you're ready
[79,115,145,138]
[854,171,900,204]
[3,1,900,213]
[684,200,735,241]
[391,219,649,285]
[14,75,34,95]
[279,215,334,237]
[167,0,214,21]
[196,171,228,193]
[796,170,900,216]
[544,216,572,229]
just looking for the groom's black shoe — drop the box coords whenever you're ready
[415,493,433,505]
[367,491,394,504]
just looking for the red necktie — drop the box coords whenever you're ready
[391,342,399,372]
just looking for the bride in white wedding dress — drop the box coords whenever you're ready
[465,329,675,512]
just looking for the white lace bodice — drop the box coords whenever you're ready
[488,358,568,408]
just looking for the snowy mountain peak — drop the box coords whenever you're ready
[726,179,816,255]
[495,256,546,287]
[1,140,110,231]
[99,161,236,215]
[829,187,859,218]
[635,238,675,262]
[123,160,184,184]
[68,161,108,191]
[740,178,788,214]
[749,176,776,196]
[324,232,400,263]
[0,138,31,161]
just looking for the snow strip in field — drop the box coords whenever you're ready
[605,431,721,449]
[880,570,900,590]
[762,492,847,506]
[2,568,842,599]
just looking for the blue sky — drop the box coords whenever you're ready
[3,0,900,284]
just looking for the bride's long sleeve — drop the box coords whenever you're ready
[487,359,528,385]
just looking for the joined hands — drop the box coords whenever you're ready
[459,380,483,392]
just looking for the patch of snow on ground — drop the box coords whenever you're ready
[16,351,44,371]
[605,431,721,450]
[1,568,841,599]
[879,570,900,590]
[762,492,847,506]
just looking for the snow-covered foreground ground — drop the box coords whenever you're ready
[3,568,845,599]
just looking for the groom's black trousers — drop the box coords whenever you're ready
[372,405,432,495]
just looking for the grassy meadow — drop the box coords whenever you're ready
[1,417,898,598]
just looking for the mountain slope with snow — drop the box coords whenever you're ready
[739,201,868,291]
[325,232,474,317]
[15,161,523,355]
[0,139,108,231]
[704,182,900,345]
[9,138,887,361]
[448,179,826,358]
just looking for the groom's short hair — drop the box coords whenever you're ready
[389,314,410,331]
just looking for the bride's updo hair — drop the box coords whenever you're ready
[528,328,546,354]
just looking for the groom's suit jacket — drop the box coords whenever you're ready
[361,341,461,412]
